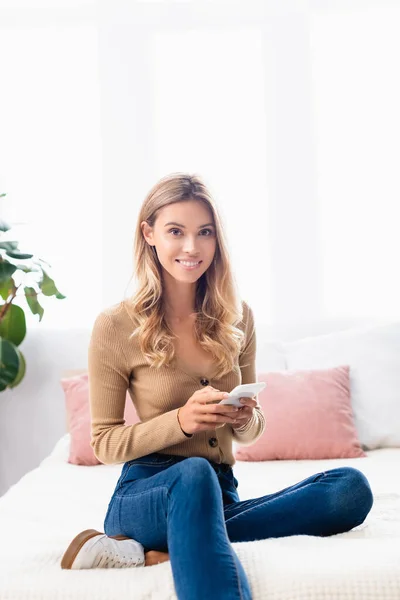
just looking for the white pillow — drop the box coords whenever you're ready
[255,339,286,373]
[40,434,71,466]
[283,322,400,450]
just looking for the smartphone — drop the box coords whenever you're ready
[218,382,266,407]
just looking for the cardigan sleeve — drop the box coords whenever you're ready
[88,311,192,465]
[231,302,266,446]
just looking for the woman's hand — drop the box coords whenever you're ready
[178,386,241,435]
[230,396,257,429]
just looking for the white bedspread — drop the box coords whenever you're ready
[1,435,399,599]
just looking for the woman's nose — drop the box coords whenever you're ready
[182,239,199,253]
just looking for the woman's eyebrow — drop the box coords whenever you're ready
[164,221,214,228]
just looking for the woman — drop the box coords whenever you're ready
[60,173,374,599]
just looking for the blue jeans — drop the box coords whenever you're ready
[104,452,373,600]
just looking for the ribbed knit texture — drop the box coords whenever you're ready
[89,299,266,465]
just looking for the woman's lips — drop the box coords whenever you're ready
[175,260,202,270]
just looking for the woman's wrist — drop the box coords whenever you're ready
[177,408,193,437]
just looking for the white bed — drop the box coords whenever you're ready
[1,433,399,599]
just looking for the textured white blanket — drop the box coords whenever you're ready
[0,436,399,599]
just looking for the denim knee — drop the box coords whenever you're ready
[178,456,216,478]
[333,467,374,525]
[177,457,220,493]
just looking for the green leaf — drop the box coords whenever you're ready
[0,303,26,346]
[6,250,34,260]
[0,261,17,284]
[8,346,26,388]
[0,242,19,251]
[24,286,44,321]
[39,268,65,299]
[0,276,15,301]
[0,218,11,233]
[0,337,20,391]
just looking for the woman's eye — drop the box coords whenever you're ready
[168,228,213,236]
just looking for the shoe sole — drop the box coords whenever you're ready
[60,529,131,569]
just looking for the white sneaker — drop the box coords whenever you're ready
[61,529,145,569]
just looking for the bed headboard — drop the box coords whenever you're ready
[61,369,87,434]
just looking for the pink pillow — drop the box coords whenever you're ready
[234,365,366,461]
[61,372,140,466]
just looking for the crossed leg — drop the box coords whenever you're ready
[143,465,373,565]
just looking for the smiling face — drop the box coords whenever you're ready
[141,200,217,284]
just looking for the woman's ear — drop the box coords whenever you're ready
[141,220,154,246]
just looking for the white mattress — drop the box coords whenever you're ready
[1,435,399,600]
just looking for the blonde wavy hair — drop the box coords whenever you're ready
[124,172,247,380]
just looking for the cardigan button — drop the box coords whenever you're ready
[200,378,209,386]
[208,437,218,448]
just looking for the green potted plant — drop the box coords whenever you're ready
[0,193,66,391]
